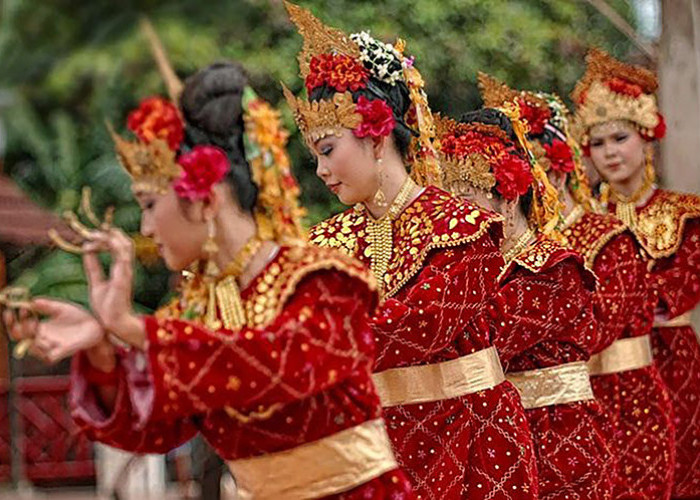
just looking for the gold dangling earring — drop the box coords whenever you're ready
[373,158,388,208]
[643,146,656,189]
[203,219,221,329]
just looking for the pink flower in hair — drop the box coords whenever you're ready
[173,145,230,201]
[353,96,395,139]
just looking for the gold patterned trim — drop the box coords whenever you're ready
[653,312,692,329]
[385,207,502,298]
[227,418,397,500]
[587,335,654,376]
[506,361,594,409]
[632,190,700,259]
[246,246,377,328]
[372,346,505,407]
[562,210,628,268]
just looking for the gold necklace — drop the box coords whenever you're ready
[502,228,536,265]
[207,234,265,331]
[603,149,656,229]
[364,176,418,295]
[223,235,265,277]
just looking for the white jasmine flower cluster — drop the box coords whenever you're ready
[350,31,404,86]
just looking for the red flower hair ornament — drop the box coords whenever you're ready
[493,154,533,200]
[543,138,575,173]
[173,145,231,201]
[127,96,184,151]
[353,96,396,139]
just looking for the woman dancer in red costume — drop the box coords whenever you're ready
[573,48,699,499]
[480,72,675,499]
[3,42,415,500]
[437,105,614,500]
[283,3,538,498]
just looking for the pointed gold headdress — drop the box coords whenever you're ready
[571,48,662,145]
[282,1,442,187]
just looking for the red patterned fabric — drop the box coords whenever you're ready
[70,245,414,499]
[609,189,700,498]
[565,211,675,499]
[488,235,616,500]
[310,186,539,500]
[648,197,700,498]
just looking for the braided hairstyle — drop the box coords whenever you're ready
[179,62,258,213]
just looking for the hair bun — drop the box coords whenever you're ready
[180,62,257,212]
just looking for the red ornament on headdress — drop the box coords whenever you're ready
[543,138,575,173]
[127,96,184,151]
[353,96,395,138]
[517,97,551,136]
[173,145,231,201]
[305,53,369,94]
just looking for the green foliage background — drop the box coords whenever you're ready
[0,0,639,309]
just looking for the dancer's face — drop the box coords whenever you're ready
[312,129,380,206]
[588,121,646,186]
[134,187,208,271]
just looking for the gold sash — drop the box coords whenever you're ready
[507,361,594,410]
[227,419,397,500]
[653,311,692,328]
[587,335,654,376]
[372,346,505,407]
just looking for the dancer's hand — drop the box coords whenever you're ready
[83,229,144,348]
[3,299,106,364]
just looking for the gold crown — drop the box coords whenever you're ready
[284,1,361,80]
[478,72,549,115]
[282,84,362,145]
[571,48,660,143]
[434,113,498,195]
[107,122,181,194]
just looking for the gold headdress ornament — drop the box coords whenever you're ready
[571,48,661,145]
[480,72,594,210]
[106,120,181,194]
[478,72,549,117]
[499,102,564,238]
[433,113,496,196]
[284,1,362,81]
[282,84,363,145]
[283,1,442,187]
[242,88,306,243]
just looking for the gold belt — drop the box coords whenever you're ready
[372,346,505,407]
[227,419,397,500]
[506,361,594,410]
[588,335,654,376]
[653,311,692,328]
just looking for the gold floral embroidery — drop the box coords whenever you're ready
[562,211,628,268]
[633,191,700,258]
[310,188,503,298]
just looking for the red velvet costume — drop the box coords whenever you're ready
[564,209,675,499]
[610,189,700,498]
[310,186,538,500]
[70,245,415,499]
[487,235,615,500]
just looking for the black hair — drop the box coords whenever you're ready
[460,107,533,217]
[179,61,257,213]
[308,77,414,157]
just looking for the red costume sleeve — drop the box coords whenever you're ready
[70,269,376,452]
[70,351,199,454]
[653,218,700,317]
[372,233,503,369]
[489,257,596,369]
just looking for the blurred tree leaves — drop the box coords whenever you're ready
[0,0,638,306]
